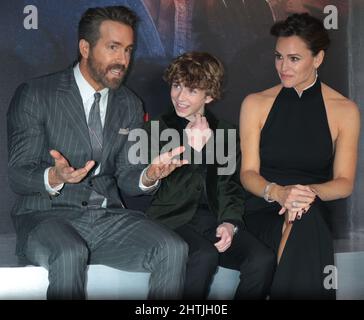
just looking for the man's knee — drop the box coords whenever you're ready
[162,232,189,261]
[49,241,89,267]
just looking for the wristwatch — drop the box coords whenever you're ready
[233,225,239,235]
[222,221,239,235]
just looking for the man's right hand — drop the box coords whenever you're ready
[48,150,95,188]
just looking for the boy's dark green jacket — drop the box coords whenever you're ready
[144,109,246,230]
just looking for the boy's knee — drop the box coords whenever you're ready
[249,247,276,274]
[199,246,219,266]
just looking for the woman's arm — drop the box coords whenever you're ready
[239,93,315,213]
[239,94,270,196]
[309,100,360,201]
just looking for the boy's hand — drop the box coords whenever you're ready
[185,113,212,152]
[142,146,188,186]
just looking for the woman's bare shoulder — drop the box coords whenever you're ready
[321,83,359,118]
[241,84,282,110]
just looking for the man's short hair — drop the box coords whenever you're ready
[78,6,137,60]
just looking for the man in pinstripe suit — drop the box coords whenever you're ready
[7,6,188,300]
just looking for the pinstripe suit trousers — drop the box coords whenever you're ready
[25,209,188,300]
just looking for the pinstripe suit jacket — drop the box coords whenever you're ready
[7,67,148,254]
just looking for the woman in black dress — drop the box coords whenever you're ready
[239,13,360,299]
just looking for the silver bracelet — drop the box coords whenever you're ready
[263,182,276,203]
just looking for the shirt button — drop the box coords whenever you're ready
[82,201,88,206]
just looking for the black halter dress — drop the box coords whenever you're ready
[244,79,336,299]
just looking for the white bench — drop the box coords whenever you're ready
[0,232,241,300]
[0,264,240,300]
[2,233,364,300]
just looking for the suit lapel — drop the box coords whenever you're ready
[162,109,219,132]
[57,68,92,157]
[204,110,219,179]
[57,70,129,167]
[161,109,219,174]
[205,110,218,132]
[101,89,123,164]
[161,109,181,131]
[161,109,220,197]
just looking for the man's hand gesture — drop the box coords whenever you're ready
[48,150,95,187]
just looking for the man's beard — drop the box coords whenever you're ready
[87,54,126,90]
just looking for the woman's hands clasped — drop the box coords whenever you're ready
[275,184,316,223]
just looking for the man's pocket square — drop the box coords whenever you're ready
[118,128,130,135]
